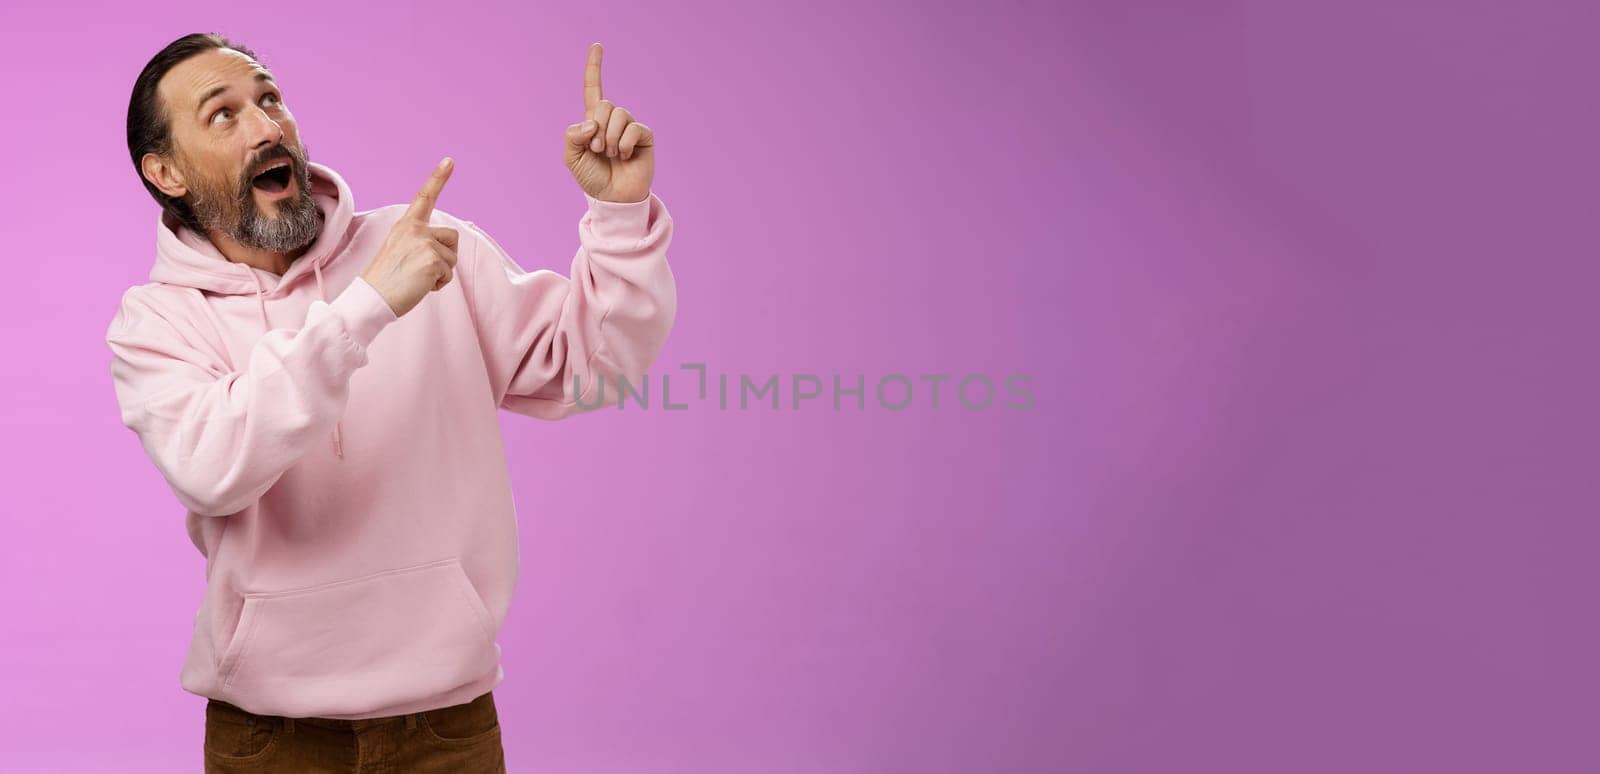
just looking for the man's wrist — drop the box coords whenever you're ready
[330,276,399,349]
[584,191,654,242]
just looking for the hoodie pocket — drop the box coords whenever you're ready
[216,557,499,716]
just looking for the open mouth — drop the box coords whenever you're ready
[251,161,294,194]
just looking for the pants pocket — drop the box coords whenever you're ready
[203,700,281,764]
[216,557,499,718]
[418,691,502,748]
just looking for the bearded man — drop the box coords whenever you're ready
[107,32,675,773]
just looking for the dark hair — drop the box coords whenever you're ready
[126,33,260,232]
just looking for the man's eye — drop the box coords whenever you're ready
[210,108,232,125]
[262,93,281,107]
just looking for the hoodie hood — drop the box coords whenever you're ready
[151,160,356,458]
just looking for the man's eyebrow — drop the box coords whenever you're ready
[195,72,278,118]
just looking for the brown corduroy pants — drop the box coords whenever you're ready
[203,690,506,773]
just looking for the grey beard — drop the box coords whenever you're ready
[235,187,320,253]
[189,152,321,254]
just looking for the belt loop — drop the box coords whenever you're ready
[283,717,295,734]
[406,713,418,731]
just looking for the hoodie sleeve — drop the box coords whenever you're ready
[106,277,399,517]
[458,191,677,420]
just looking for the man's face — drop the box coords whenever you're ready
[153,48,319,252]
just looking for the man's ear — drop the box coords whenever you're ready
[140,152,188,199]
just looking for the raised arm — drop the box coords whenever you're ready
[458,192,676,420]
[457,40,676,419]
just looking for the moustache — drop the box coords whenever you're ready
[238,144,305,196]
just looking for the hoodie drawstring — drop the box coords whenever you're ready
[313,261,345,459]
[246,263,345,460]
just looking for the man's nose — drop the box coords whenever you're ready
[244,104,284,150]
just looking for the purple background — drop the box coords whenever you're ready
[2,1,1596,771]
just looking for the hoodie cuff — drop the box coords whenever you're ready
[584,192,654,243]
[330,276,399,350]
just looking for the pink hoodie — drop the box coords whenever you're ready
[105,161,676,720]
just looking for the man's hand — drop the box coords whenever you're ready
[564,43,655,203]
[361,158,461,317]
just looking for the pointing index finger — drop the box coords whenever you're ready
[407,157,454,222]
[584,42,604,116]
